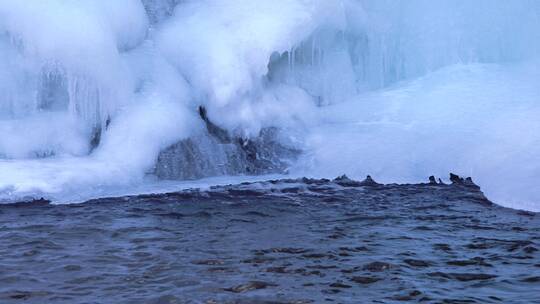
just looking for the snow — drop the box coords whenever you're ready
[0,0,539,211]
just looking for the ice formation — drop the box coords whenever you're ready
[0,0,539,210]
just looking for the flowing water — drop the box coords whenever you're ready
[1,176,539,303]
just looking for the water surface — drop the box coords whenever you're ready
[0,176,539,303]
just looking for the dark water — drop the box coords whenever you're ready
[0,176,539,304]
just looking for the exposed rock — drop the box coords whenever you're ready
[449,173,477,187]
[333,175,361,187]
[154,106,300,180]
[360,175,379,186]
[449,173,463,184]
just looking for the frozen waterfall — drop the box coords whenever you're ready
[0,0,539,211]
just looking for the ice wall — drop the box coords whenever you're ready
[0,0,539,210]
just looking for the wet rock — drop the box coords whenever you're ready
[333,175,362,187]
[449,173,464,184]
[449,173,478,188]
[155,110,300,180]
[429,176,437,184]
[360,175,379,186]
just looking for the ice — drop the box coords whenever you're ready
[0,0,539,211]
[297,62,540,212]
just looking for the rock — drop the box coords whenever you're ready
[360,175,379,186]
[449,173,464,184]
[428,176,437,184]
[334,175,362,187]
[155,110,300,180]
[449,173,478,187]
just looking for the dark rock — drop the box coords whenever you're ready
[198,106,232,144]
[429,176,437,184]
[333,175,362,187]
[155,108,300,180]
[360,175,379,186]
[449,173,464,184]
